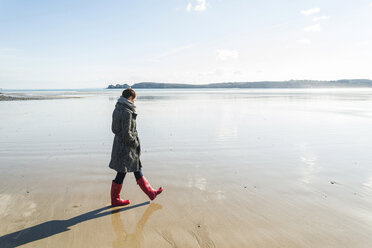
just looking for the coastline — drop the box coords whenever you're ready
[0,93,82,101]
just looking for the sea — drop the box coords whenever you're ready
[1,88,372,191]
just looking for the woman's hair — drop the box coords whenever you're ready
[122,88,137,99]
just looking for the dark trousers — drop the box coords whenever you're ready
[113,170,143,184]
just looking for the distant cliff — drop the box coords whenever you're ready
[106,79,372,89]
[107,83,130,89]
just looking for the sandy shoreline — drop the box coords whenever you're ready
[0,93,82,101]
[0,155,371,248]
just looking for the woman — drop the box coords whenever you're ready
[109,88,163,206]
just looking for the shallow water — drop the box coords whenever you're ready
[1,88,372,247]
[1,88,372,189]
[1,88,372,178]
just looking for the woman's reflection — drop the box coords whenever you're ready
[111,203,163,248]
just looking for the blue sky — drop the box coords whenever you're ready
[1,0,372,89]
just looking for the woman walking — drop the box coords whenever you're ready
[109,88,163,206]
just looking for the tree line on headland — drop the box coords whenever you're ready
[107,79,372,89]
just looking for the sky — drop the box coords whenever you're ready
[0,0,372,89]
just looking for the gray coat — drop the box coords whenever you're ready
[109,97,141,173]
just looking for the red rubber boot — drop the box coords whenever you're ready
[137,176,163,200]
[111,181,130,206]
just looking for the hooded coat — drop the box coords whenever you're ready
[109,96,141,173]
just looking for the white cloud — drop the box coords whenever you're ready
[194,0,206,11]
[186,0,207,12]
[216,49,239,61]
[300,8,320,16]
[186,2,192,12]
[159,45,193,58]
[313,16,329,22]
[0,47,17,54]
[370,3,372,7]
[150,45,194,62]
[304,24,321,32]
[296,39,312,44]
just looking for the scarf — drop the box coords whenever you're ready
[117,96,136,113]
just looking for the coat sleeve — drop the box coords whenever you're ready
[121,110,139,147]
[111,109,121,135]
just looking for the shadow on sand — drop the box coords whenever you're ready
[0,201,150,248]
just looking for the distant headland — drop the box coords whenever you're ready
[107,79,372,89]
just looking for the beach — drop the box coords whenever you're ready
[0,92,82,101]
[1,88,372,247]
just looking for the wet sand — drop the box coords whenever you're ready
[1,156,372,248]
[1,89,372,247]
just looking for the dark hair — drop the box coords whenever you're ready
[122,88,137,99]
